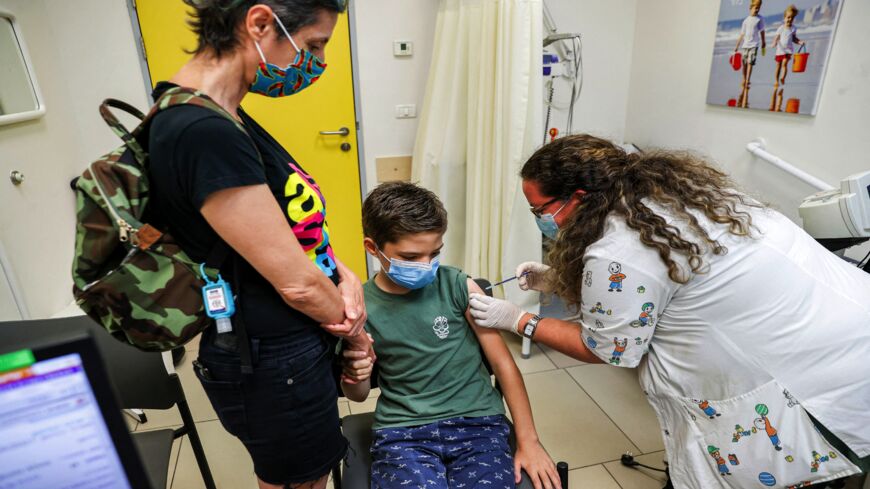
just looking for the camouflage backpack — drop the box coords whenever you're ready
[72,86,251,351]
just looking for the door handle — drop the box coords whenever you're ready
[319,127,350,136]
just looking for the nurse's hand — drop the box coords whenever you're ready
[469,293,525,334]
[516,262,552,292]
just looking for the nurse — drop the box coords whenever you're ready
[469,134,870,488]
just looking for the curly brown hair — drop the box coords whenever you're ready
[521,134,760,310]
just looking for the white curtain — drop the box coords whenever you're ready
[413,0,543,310]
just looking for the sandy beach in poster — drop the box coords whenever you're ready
[706,0,841,115]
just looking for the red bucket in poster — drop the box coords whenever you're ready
[785,98,800,113]
[729,52,742,71]
[792,45,809,73]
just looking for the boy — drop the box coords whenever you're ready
[773,5,804,89]
[341,182,559,489]
[734,0,766,108]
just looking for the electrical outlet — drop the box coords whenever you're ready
[393,40,413,57]
[395,104,417,119]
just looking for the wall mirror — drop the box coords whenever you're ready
[0,10,45,126]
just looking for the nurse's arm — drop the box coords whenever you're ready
[517,313,604,364]
[201,184,345,326]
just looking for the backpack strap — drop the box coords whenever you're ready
[100,99,148,163]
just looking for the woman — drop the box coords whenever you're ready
[147,1,370,488]
[469,135,870,488]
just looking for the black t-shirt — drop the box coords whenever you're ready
[147,82,339,338]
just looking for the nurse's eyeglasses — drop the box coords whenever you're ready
[529,197,564,218]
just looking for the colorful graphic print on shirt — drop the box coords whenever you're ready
[283,161,337,278]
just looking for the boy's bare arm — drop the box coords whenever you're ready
[465,279,560,487]
[735,33,744,51]
[340,348,372,403]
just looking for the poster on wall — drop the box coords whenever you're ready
[706,0,843,115]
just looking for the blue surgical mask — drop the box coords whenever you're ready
[379,251,440,290]
[250,13,325,97]
[535,201,569,239]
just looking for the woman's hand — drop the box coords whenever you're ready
[469,293,525,334]
[323,259,367,339]
[514,439,561,489]
[516,261,552,292]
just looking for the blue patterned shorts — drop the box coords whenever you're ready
[371,415,513,489]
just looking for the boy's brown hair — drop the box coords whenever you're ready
[362,182,448,247]
[785,4,799,17]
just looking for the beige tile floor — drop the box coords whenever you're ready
[127,331,678,489]
[128,333,866,489]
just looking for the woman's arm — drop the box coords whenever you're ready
[517,313,604,364]
[466,280,560,489]
[330,256,367,338]
[201,184,345,326]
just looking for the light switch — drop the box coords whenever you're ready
[395,104,417,119]
[393,40,413,57]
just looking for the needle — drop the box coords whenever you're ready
[484,271,531,290]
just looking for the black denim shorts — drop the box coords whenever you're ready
[194,328,347,485]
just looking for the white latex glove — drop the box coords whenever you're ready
[516,261,552,292]
[469,293,525,334]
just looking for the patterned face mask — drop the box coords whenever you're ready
[249,12,326,97]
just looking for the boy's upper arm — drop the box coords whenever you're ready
[464,278,514,365]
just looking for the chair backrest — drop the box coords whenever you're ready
[0,315,180,410]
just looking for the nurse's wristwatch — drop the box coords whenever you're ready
[519,314,542,339]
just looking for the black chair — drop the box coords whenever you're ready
[332,279,568,489]
[0,316,216,489]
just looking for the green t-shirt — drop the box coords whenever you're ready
[363,266,505,429]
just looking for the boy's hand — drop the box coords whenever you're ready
[345,332,377,363]
[341,348,373,384]
[514,440,561,489]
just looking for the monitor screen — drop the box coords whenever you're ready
[0,352,133,489]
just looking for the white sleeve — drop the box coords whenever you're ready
[578,252,677,368]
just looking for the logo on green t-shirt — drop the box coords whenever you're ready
[433,316,450,339]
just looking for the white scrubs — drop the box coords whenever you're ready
[578,203,870,488]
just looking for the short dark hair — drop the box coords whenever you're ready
[183,0,347,58]
[362,182,448,248]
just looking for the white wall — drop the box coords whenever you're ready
[624,0,870,226]
[0,0,148,319]
[543,0,637,143]
[353,0,439,192]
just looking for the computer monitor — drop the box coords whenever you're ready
[0,333,152,489]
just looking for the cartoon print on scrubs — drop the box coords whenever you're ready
[783,389,800,408]
[754,404,783,451]
[708,446,732,476]
[810,450,837,472]
[589,302,612,315]
[584,271,593,287]
[732,424,752,442]
[637,285,646,294]
[610,338,627,365]
[630,302,655,328]
[284,161,337,278]
[607,262,626,292]
[696,399,722,419]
